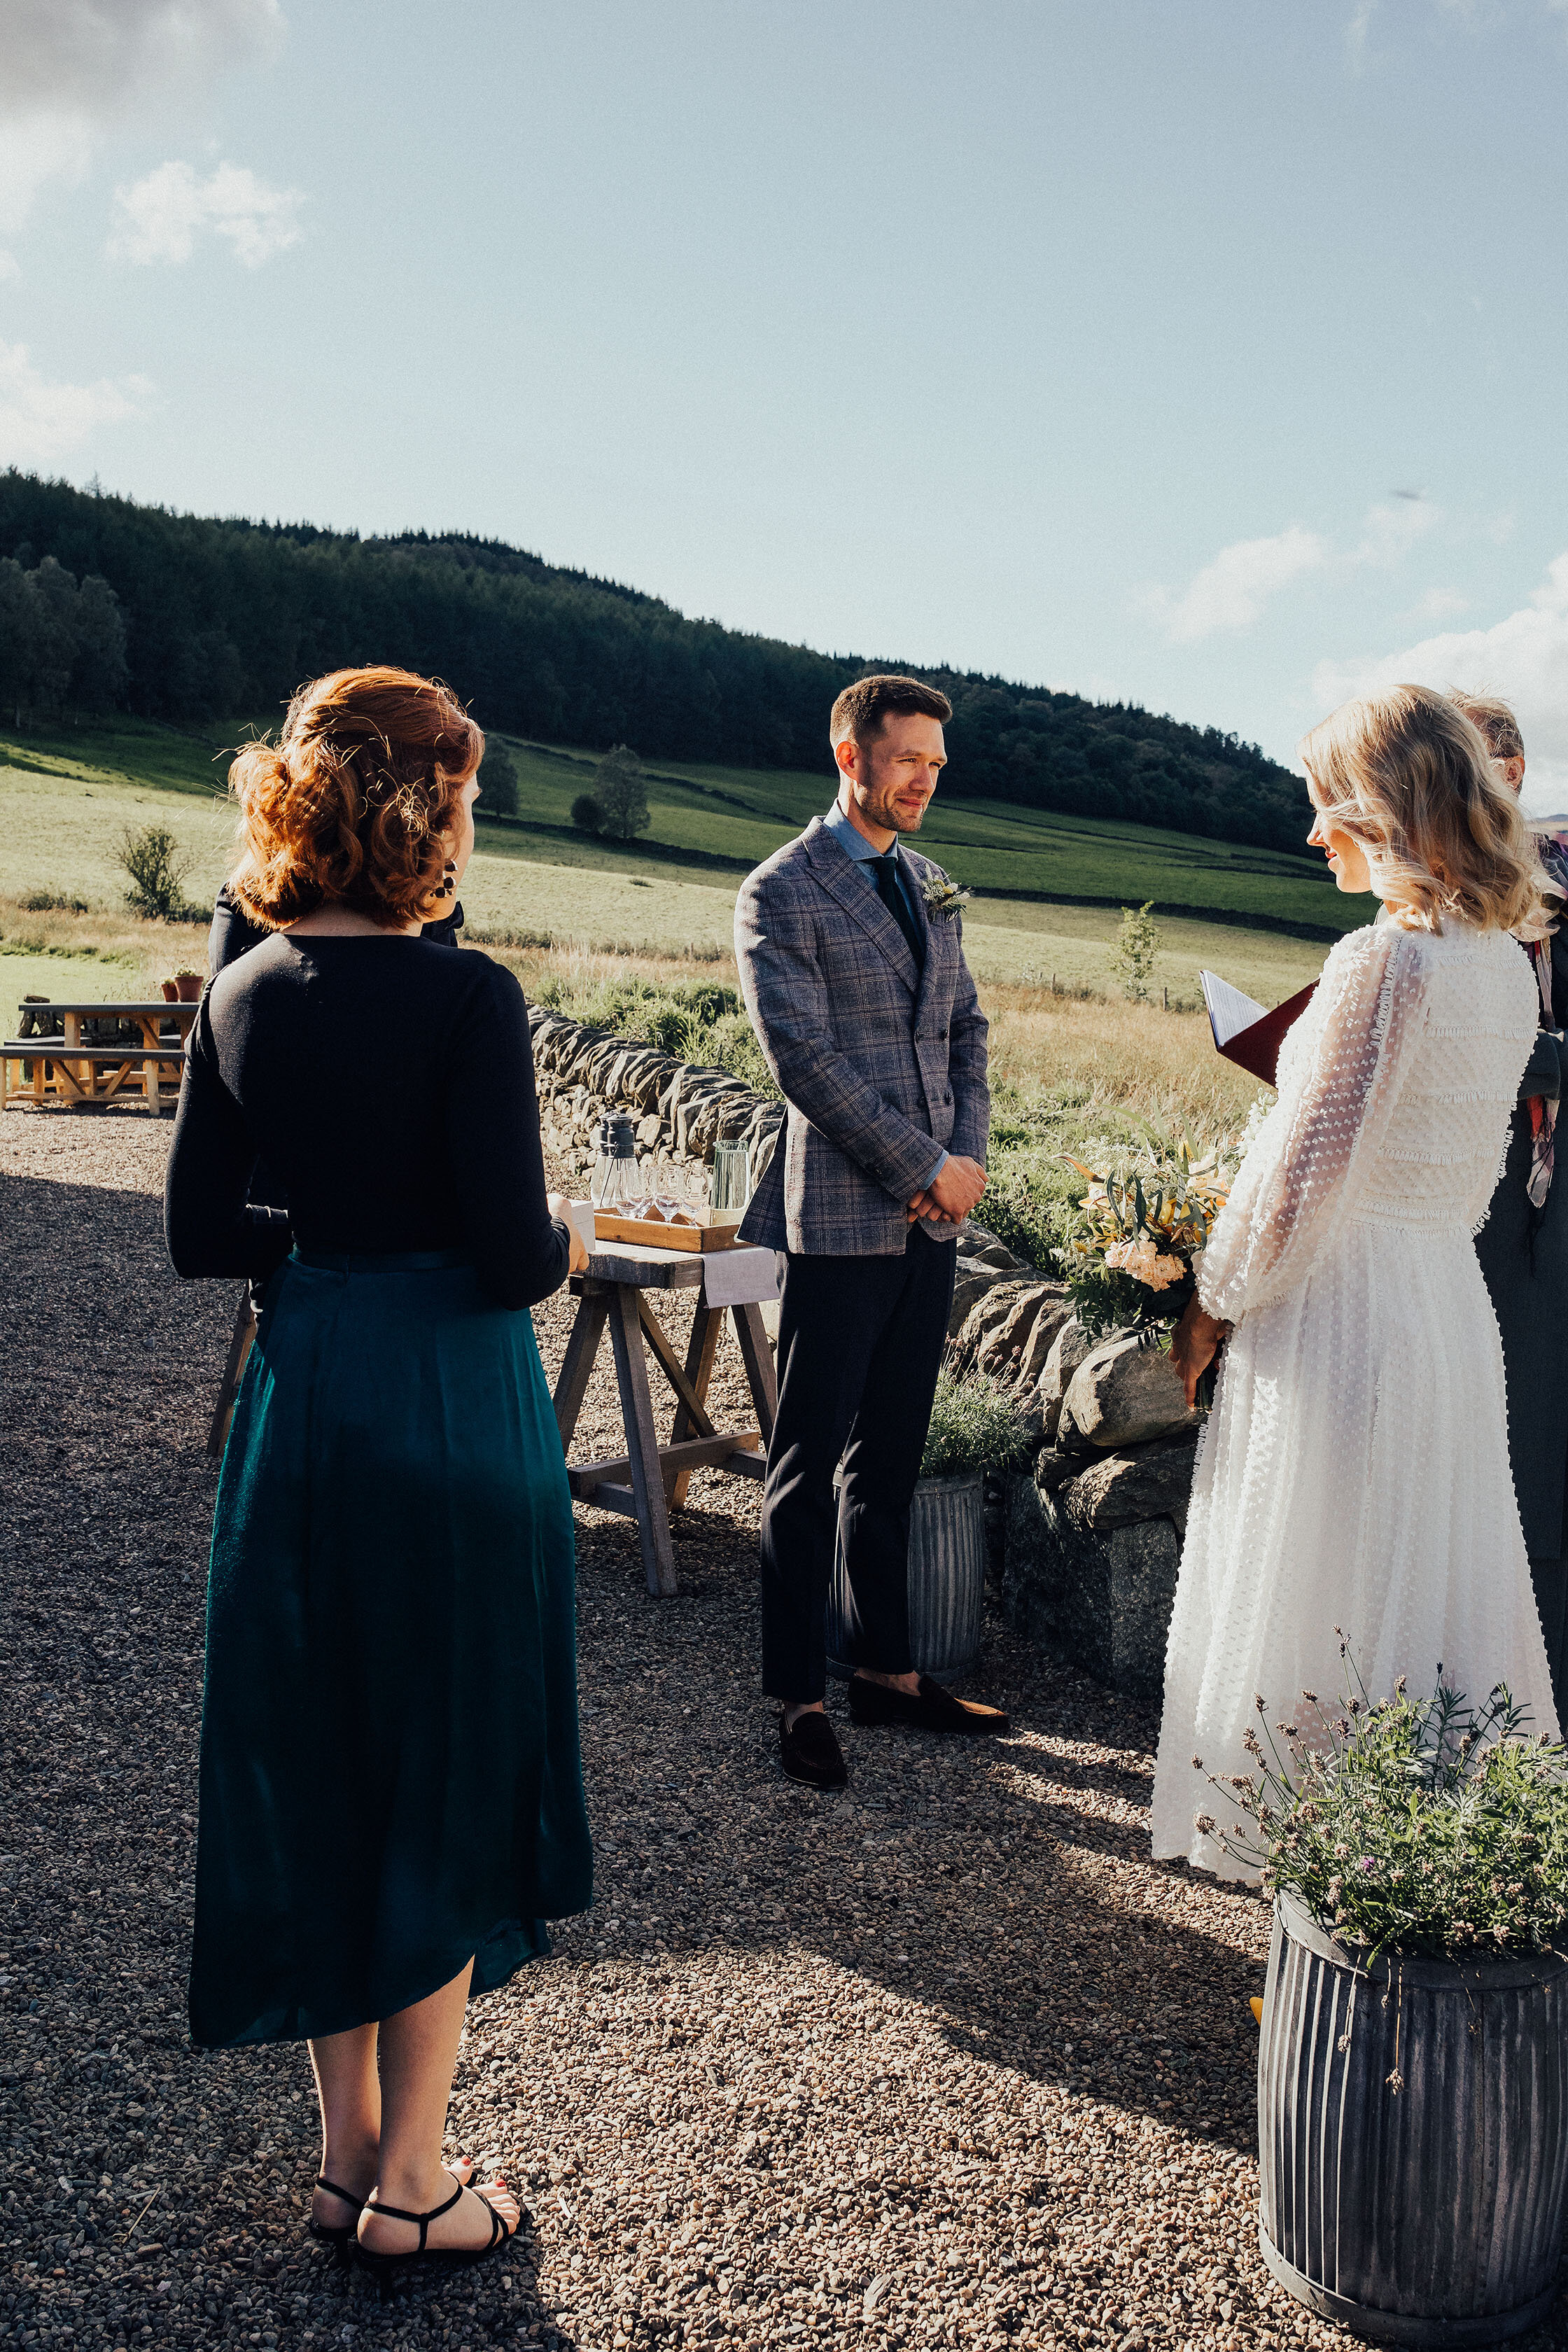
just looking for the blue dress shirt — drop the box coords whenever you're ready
[822,799,948,1194]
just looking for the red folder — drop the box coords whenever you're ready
[1199,972,1318,1088]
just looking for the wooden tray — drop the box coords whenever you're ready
[592,1210,745,1254]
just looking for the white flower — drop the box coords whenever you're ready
[918,869,970,920]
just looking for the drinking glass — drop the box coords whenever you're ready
[710,1139,751,1215]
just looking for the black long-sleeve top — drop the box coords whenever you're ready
[164,933,570,1310]
[208,883,468,973]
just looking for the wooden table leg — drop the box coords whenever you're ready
[731,1299,778,1446]
[666,1299,724,1507]
[552,1288,610,1452]
[607,1282,678,1598]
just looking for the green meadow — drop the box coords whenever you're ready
[0,718,1339,1014]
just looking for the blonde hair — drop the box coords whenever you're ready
[1446,687,1525,766]
[1298,684,1548,938]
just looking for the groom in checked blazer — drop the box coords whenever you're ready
[736,675,1007,1789]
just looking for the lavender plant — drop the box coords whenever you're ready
[1195,1636,1568,1960]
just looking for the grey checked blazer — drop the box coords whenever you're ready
[735,816,990,1256]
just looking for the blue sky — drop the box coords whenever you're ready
[4,0,1567,802]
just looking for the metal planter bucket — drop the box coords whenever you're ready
[827,1470,985,1686]
[1258,1890,1568,2346]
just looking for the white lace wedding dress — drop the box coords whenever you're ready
[1151,913,1561,1879]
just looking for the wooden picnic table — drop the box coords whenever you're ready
[553,1238,778,1599]
[3,999,199,1113]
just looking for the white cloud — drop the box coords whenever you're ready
[1415,585,1472,619]
[1353,496,1441,569]
[1145,525,1330,645]
[0,0,284,268]
[1310,556,1568,811]
[1147,497,1452,647]
[0,339,155,468]
[108,159,302,267]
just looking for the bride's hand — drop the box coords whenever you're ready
[1170,1294,1229,1408]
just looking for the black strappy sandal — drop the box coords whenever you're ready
[356,2171,514,2278]
[309,2175,366,2248]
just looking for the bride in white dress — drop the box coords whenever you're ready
[1152,685,1562,1880]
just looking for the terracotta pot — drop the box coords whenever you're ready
[175,974,202,1002]
[160,979,179,1002]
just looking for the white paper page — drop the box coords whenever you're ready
[1199,969,1266,1050]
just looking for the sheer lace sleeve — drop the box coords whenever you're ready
[1196,923,1430,1323]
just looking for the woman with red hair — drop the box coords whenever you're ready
[166,666,592,2272]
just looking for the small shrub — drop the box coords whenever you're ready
[1109,900,1160,1000]
[22,889,90,913]
[920,1368,1034,1480]
[1207,1643,1568,1961]
[570,792,604,834]
[118,822,193,919]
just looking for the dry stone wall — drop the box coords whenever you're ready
[530,1004,1196,1698]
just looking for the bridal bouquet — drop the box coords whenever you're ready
[1060,1131,1236,1340]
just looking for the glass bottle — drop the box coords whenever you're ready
[589,1114,643,1210]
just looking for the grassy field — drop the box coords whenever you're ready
[0,718,1336,1009]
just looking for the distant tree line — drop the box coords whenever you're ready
[0,550,129,724]
[0,470,1316,853]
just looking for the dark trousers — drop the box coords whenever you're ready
[1530,1554,1568,1727]
[759,1231,956,1703]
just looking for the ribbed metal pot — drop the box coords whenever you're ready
[827,1471,985,1686]
[1258,1891,1568,2345]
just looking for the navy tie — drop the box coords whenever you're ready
[873,852,925,976]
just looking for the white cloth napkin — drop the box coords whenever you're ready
[701,1245,784,1309]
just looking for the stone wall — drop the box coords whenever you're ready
[531,1004,1194,1697]
[948,1280,1198,1702]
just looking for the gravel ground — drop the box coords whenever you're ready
[6,1106,1568,2352]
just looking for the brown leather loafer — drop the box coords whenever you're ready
[847,1672,1009,1737]
[778,1707,848,1790]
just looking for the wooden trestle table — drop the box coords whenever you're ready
[552,1237,778,1598]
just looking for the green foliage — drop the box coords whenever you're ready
[570,792,604,834]
[476,737,519,816]
[1205,1647,1568,1960]
[22,889,89,913]
[0,550,127,722]
[530,969,780,1098]
[1109,900,1160,1000]
[920,1368,1035,1480]
[594,744,650,841]
[0,471,1318,853]
[118,822,193,920]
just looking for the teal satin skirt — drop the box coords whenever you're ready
[189,1250,593,2048]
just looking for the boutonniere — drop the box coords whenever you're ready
[918,869,971,921]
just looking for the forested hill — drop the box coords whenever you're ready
[0,471,1313,853]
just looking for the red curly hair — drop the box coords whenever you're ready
[227,666,484,930]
